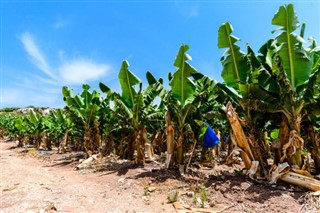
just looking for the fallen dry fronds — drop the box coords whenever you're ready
[299,191,320,212]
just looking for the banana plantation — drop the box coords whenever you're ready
[1,3,320,195]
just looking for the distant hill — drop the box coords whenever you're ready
[0,107,57,115]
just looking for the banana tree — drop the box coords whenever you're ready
[96,95,116,157]
[99,61,164,164]
[218,22,276,176]
[267,5,311,167]
[163,44,204,168]
[218,4,320,176]
[3,114,28,147]
[62,84,102,157]
[27,110,45,149]
[43,109,73,153]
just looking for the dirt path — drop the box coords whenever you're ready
[1,139,313,213]
[0,140,175,213]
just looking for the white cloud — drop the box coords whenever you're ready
[34,75,61,86]
[59,59,110,84]
[15,32,114,107]
[19,31,113,85]
[19,33,56,80]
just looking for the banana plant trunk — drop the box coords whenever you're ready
[101,135,114,157]
[279,114,304,168]
[263,132,271,158]
[45,136,52,151]
[34,134,42,149]
[135,125,147,165]
[17,137,24,147]
[93,121,101,152]
[128,133,136,160]
[84,128,92,158]
[165,111,174,168]
[59,129,69,154]
[306,123,320,173]
[248,132,269,177]
[152,131,164,155]
[177,133,184,165]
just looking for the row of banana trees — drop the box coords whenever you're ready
[0,3,319,185]
[0,108,73,152]
[0,45,228,169]
[59,3,320,180]
[61,45,228,165]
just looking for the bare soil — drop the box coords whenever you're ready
[0,139,315,213]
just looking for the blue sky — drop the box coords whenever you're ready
[1,1,320,108]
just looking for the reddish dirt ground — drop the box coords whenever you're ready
[0,139,313,213]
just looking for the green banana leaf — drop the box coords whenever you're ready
[133,84,144,125]
[272,4,313,89]
[307,38,320,71]
[14,117,24,131]
[218,22,249,91]
[81,84,92,109]
[56,109,65,124]
[169,44,197,108]
[144,71,167,106]
[118,60,141,108]
[247,44,280,95]
[303,67,320,103]
[99,82,116,102]
[29,110,40,125]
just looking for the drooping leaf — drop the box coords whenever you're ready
[144,71,167,106]
[114,96,133,119]
[240,98,281,113]
[247,44,280,95]
[99,82,113,95]
[258,39,275,70]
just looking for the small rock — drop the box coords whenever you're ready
[142,196,149,201]
[148,187,156,192]
[186,191,194,197]
[118,178,125,183]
